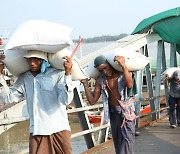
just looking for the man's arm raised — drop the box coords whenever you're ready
[81,78,101,105]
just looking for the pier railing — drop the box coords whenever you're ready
[0,89,169,149]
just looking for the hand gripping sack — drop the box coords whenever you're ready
[48,48,89,81]
[84,48,151,79]
[161,67,180,81]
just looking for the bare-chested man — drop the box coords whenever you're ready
[81,55,135,154]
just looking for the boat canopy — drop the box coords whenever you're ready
[132,7,180,53]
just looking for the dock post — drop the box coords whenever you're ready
[73,87,95,149]
[153,40,164,120]
[135,47,144,127]
[144,45,155,120]
[161,43,169,111]
[170,43,177,67]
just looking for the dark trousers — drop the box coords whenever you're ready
[109,106,135,154]
[168,96,180,125]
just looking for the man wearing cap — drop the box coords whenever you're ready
[0,50,74,154]
[81,55,136,154]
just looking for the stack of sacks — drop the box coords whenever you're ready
[85,48,151,78]
[161,67,180,81]
[3,20,88,80]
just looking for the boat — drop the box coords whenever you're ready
[140,105,151,115]
[88,114,102,123]
[86,111,102,123]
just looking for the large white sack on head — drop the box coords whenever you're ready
[5,20,73,53]
[161,67,180,81]
[106,49,151,72]
[84,49,151,79]
[84,61,100,79]
[48,48,89,81]
[3,50,30,76]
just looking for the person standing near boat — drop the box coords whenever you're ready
[0,50,75,154]
[0,38,3,46]
[81,55,136,154]
[165,70,180,128]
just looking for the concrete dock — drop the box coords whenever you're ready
[81,116,180,154]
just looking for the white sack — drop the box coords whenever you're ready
[106,49,151,72]
[5,20,73,53]
[84,61,100,79]
[3,50,30,76]
[161,67,180,81]
[48,48,89,81]
[85,48,151,78]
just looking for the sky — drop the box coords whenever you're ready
[0,0,179,39]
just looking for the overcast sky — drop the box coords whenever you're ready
[0,0,179,39]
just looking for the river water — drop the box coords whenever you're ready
[0,115,91,154]
[0,41,179,154]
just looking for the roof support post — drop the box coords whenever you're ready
[170,43,177,67]
[144,45,155,120]
[135,47,144,127]
[154,40,164,120]
[161,43,169,110]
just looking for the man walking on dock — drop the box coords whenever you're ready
[165,70,180,128]
[0,50,75,154]
[81,55,136,154]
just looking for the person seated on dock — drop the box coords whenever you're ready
[165,70,180,128]
[0,50,75,154]
[81,55,136,154]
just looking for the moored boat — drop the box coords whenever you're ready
[86,111,102,123]
[140,105,151,115]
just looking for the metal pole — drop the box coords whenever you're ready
[161,43,169,111]
[170,44,176,67]
[73,87,95,149]
[154,40,163,120]
[135,47,144,127]
[144,45,156,120]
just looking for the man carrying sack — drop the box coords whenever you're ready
[0,50,75,154]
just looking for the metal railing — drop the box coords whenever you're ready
[0,92,169,150]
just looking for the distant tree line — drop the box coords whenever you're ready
[73,33,128,43]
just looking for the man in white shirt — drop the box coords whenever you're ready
[0,50,75,154]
